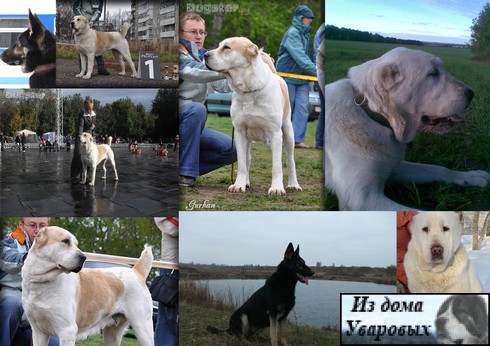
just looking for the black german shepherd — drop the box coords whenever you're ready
[207,243,314,345]
[0,9,55,87]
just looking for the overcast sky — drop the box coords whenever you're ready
[180,212,396,267]
[326,0,487,44]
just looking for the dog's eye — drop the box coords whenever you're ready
[61,238,70,245]
[428,69,439,77]
[422,227,429,233]
[223,45,231,50]
[442,226,449,232]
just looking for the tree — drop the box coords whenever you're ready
[152,89,179,142]
[470,3,490,60]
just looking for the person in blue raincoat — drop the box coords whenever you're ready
[276,5,317,148]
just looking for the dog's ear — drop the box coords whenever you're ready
[34,227,49,247]
[245,44,259,59]
[285,242,294,260]
[28,9,43,37]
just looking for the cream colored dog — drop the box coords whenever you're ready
[79,132,118,186]
[70,15,137,79]
[22,226,154,345]
[205,37,301,195]
[325,47,489,210]
[404,212,483,293]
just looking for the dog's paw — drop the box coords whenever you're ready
[118,72,126,76]
[456,170,489,187]
[131,74,137,78]
[88,182,94,186]
[101,176,106,180]
[114,177,119,181]
[287,184,302,191]
[75,73,84,78]
[82,74,91,79]
[228,184,246,193]
[268,186,286,196]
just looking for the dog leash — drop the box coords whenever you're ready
[231,127,235,183]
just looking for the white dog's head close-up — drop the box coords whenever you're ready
[79,132,95,147]
[29,226,86,275]
[205,37,260,72]
[348,47,473,143]
[70,15,90,35]
[409,212,463,272]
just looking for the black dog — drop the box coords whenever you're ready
[435,295,488,344]
[0,9,55,87]
[207,243,314,345]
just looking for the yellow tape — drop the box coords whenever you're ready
[277,72,318,81]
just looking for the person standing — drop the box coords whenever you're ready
[71,96,96,184]
[21,133,26,152]
[152,217,179,346]
[276,5,317,148]
[72,0,110,76]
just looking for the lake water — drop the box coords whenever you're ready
[198,279,396,329]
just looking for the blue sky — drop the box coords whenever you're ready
[326,0,488,44]
[180,211,395,267]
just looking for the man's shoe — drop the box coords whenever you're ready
[98,69,110,75]
[179,175,196,187]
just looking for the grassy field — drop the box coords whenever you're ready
[325,40,490,210]
[179,280,339,346]
[76,334,138,346]
[180,114,324,211]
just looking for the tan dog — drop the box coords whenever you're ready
[205,37,301,195]
[70,15,137,79]
[22,226,154,345]
[79,132,118,186]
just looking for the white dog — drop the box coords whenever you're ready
[404,212,483,293]
[324,47,489,210]
[435,295,488,344]
[22,226,154,345]
[79,132,119,186]
[70,15,137,79]
[205,37,301,195]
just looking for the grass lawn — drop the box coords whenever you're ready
[76,334,138,346]
[180,114,324,211]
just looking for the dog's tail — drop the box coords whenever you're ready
[133,245,153,281]
[107,136,113,146]
[119,22,131,38]
[207,326,228,335]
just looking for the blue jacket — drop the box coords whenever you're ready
[276,15,317,85]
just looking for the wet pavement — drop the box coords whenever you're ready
[0,145,178,217]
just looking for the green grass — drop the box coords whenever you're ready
[180,114,324,211]
[180,302,339,346]
[325,40,490,210]
[76,334,138,346]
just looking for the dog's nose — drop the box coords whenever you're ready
[79,253,87,262]
[431,244,443,257]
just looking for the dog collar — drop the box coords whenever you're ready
[353,91,391,129]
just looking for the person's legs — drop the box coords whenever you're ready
[315,81,325,148]
[0,296,23,345]
[95,55,109,75]
[154,269,179,346]
[179,103,207,178]
[290,83,310,144]
[199,128,236,175]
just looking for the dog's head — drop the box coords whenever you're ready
[409,212,463,272]
[31,226,86,274]
[79,132,94,147]
[71,15,90,35]
[283,243,314,285]
[205,37,260,73]
[0,9,55,73]
[435,295,488,344]
[348,47,473,143]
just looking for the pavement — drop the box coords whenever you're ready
[0,145,178,217]
[56,59,179,88]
